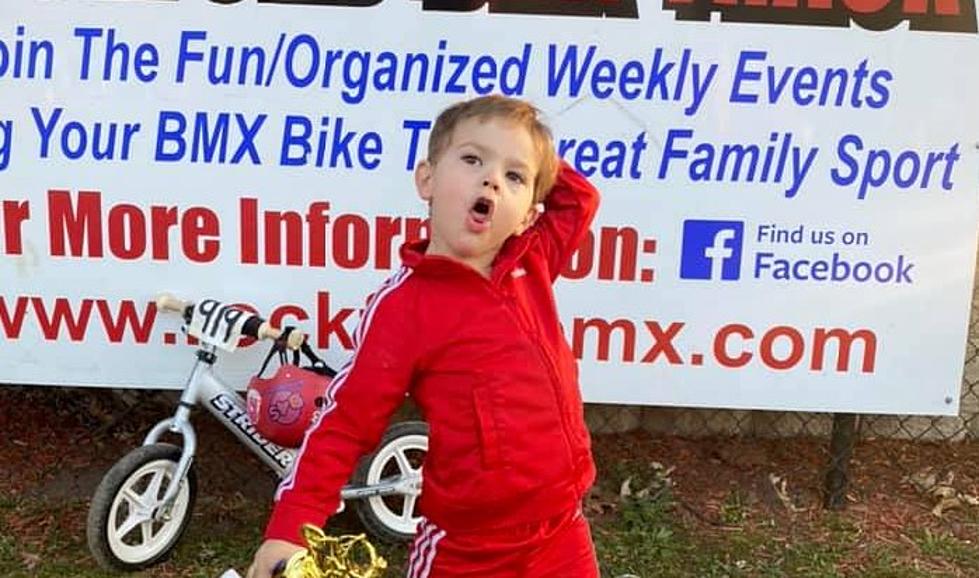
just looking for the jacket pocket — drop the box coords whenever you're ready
[472,386,503,469]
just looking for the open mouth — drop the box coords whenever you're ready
[469,196,495,224]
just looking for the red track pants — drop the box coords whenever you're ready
[404,506,599,578]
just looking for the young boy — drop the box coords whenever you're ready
[247,95,601,578]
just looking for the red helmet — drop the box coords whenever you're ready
[247,333,334,448]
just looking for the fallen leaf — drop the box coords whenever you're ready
[769,473,805,513]
[620,477,633,499]
[21,553,40,571]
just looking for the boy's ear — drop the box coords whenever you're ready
[515,202,544,235]
[415,160,433,202]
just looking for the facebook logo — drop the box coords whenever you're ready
[679,220,745,280]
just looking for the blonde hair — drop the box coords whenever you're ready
[427,95,558,204]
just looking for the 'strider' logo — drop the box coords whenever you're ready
[664,0,977,33]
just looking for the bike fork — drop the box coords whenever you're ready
[141,355,207,520]
[143,415,196,521]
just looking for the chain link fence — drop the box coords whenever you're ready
[583,263,979,509]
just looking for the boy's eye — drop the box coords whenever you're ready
[507,171,526,185]
[461,154,480,165]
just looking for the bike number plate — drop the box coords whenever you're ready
[187,299,255,352]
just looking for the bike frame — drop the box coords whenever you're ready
[142,344,417,518]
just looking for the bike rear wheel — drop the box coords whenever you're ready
[352,421,428,542]
[86,443,197,571]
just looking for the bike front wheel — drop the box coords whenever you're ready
[86,442,197,571]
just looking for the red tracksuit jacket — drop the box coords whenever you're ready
[266,162,599,542]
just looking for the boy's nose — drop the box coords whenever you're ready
[482,178,500,192]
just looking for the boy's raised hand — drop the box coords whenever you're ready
[245,539,305,578]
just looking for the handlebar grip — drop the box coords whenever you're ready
[155,293,190,314]
[257,322,306,350]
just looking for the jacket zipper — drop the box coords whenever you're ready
[471,259,582,485]
[499,291,578,477]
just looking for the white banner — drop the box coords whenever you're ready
[1,0,977,415]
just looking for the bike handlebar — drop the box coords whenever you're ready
[155,293,192,315]
[155,293,306,350]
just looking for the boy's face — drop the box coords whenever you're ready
[415,116,540,275]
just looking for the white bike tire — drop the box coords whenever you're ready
[86,442,197,571]
[352,421,428,542]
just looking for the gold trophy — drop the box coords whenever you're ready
[274,524,387,578]
[219,525,387,578]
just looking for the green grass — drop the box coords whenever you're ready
[911,528,979,569]
[859,547,934,578]
[593,491,688,576]
[2,478,977,577]
[719,488,750,527]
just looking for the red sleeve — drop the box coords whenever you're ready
[534,160,601,282]
[264,271,417,544]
